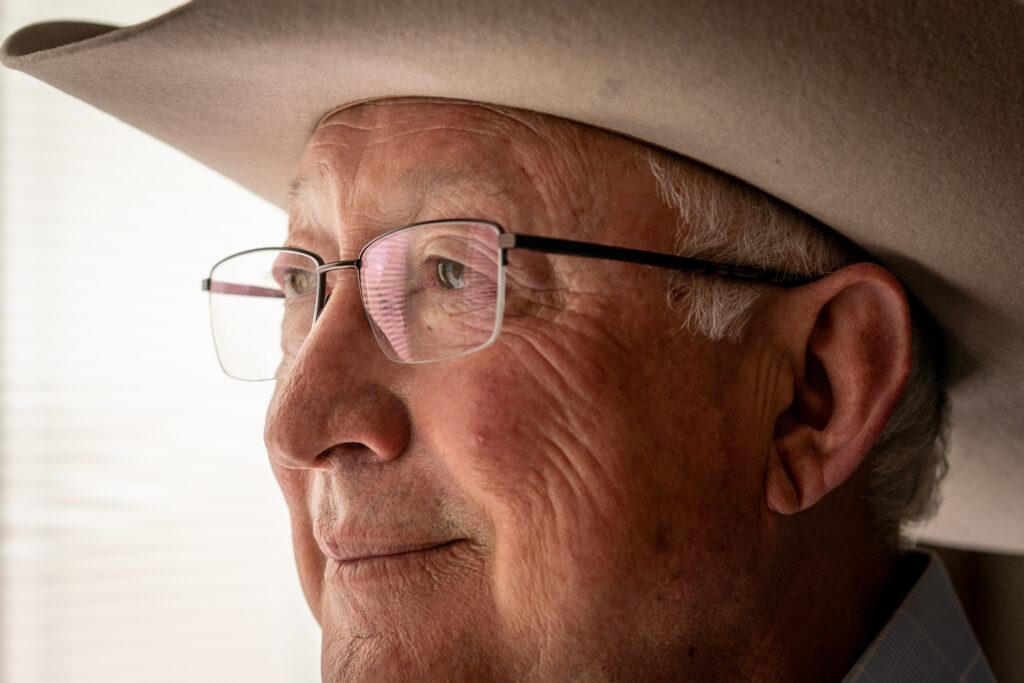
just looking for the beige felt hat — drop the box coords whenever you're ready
[3,1,1022,553]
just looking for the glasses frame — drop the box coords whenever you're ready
[202,218,817,375]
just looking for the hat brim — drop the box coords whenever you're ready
[3,1,1022,552]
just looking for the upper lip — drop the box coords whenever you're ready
[314,524,457,562]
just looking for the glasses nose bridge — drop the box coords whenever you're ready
[316,258,361,275]
[313,259,362,321]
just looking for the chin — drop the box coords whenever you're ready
[308,540,506,680]
[318,620,508,682]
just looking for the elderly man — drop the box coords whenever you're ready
[4,1,1020,681]
[252,96,947,680]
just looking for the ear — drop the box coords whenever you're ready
[765,263,912,515]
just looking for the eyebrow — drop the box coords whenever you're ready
[285,172,311,214]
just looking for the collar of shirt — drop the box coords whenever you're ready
[843,550,995,682]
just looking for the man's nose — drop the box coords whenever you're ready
[264,274,411,470]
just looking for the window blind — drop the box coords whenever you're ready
[1,2,320,681]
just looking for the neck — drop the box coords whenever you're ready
[743,508,917,681]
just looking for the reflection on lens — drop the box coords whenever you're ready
[360,221,503,363]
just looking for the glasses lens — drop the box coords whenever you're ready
[360,221,504,363]
[208,249,319,380]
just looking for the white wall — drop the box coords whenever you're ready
[0,2,320,681]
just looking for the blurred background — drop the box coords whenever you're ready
[0,1,320,681]
[0,2,1020,682]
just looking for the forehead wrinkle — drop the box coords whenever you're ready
[319,101,567,186]
[291,102,594,247]
[356,125,536,152]
[408,166,512,207]
[344,166,517,241]
[317,126,550,213]
[325,125,517,217]
[289,159,515,253]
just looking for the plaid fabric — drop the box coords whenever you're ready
[843,551,995,682]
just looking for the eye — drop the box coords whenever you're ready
[435,259,466,289]
[279,267,317,298]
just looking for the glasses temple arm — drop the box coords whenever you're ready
[202,279,286,298]
[499,233,815,286]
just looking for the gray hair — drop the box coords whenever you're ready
[643,150,949,533]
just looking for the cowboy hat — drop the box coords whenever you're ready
[3,0,1022,553]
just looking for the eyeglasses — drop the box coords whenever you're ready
[201,219,814,381]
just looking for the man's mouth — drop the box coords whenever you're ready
[316,532,468,586]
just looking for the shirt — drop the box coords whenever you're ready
[843,550,995,682]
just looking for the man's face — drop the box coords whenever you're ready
[264,100,775,680]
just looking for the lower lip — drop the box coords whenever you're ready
[324,540,466,586]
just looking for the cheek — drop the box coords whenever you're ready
[411,311,761,653]
[421,334,628,513]
[413,335,668,623]
[414,360,558,527]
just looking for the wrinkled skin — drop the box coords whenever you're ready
[263,99,912,681]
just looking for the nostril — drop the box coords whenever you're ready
[319,442,386,466]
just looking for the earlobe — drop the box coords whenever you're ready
[765,263,912,515]
[766,447,803,515]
